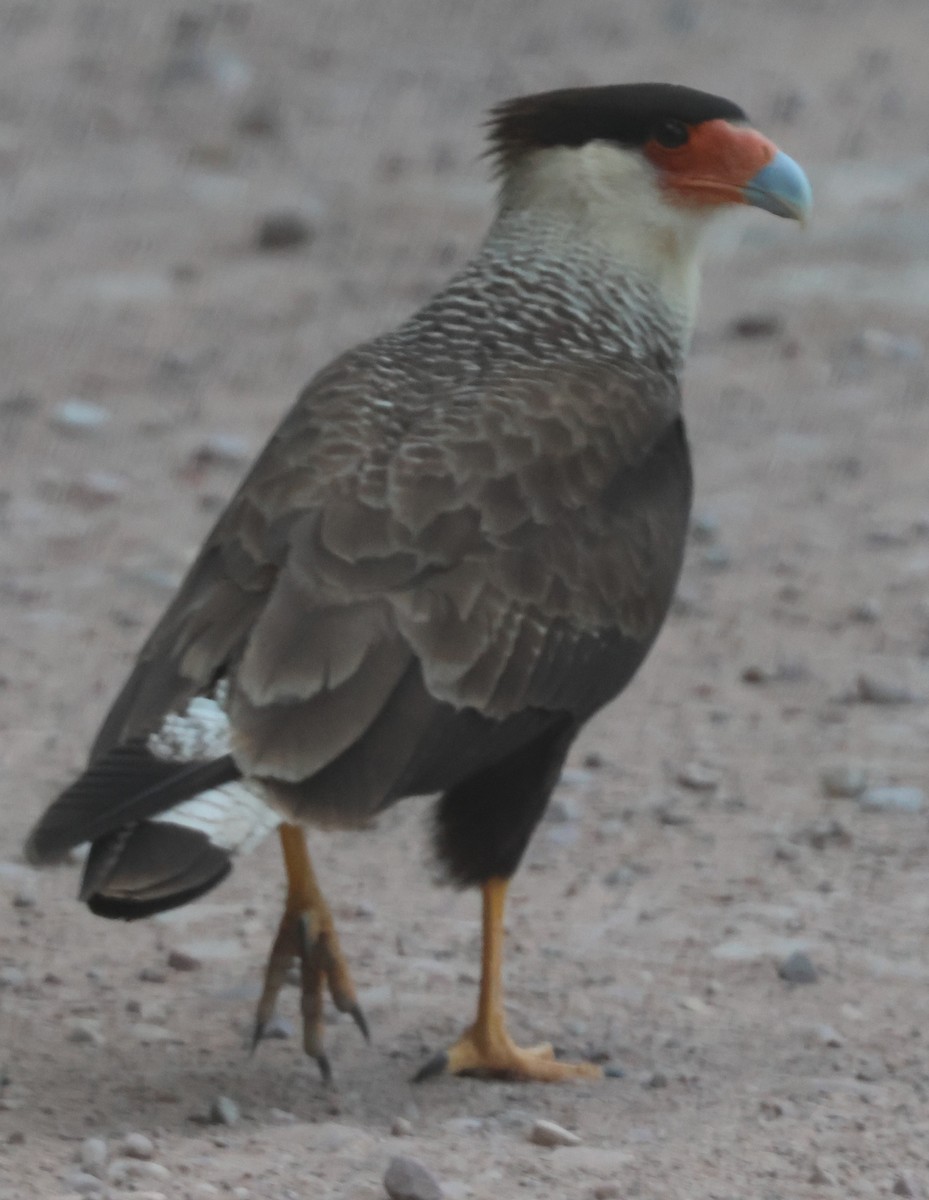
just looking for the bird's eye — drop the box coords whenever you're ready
[652,118,690,149]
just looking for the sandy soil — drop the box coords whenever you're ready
[3,2,929,1197]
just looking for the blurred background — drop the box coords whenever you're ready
[2,2,929,1197]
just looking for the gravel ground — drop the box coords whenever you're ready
[3,2,929,1197]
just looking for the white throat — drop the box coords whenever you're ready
[494,141,718,345]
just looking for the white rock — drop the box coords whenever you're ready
[62,1171,105,1195]
[852,328,924,362]
[859,786,925,813]
[384,1155,443,1200]
[121,1132,154,1160]
[209,1094,240,1126]
[529,1118,583,1148]
[66,1018,105,1047]
[820,765,867,799]
[78,1138,108,1174]
[51,399,110,434]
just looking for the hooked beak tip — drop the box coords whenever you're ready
[743,150,812,224]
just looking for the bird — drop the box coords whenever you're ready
[25,83,811,1085]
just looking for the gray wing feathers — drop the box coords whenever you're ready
[90,349,688,806]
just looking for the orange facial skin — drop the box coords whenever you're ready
[645,118,779,209]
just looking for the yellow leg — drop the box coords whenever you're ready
[252,824,367,1082]
[415,878,602,1083]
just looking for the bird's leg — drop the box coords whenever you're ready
[252,823,368,1082]
[415,877,602,1082]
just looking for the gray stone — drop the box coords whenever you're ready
[676,761,719,791]
[108,1157,171,1185]
[192,434,251,468]
[66,1018,105,1046]
[121,1132,154,1160]
[849,599,882,623]
[78,1137,108,1174]
[690,509,721,542]
[51,398,110,434]
[529,1118,583,1148]
[255,211,315,252]
[384,1154,444,1200]
[701,545,731,570]
[209,1095,240,1126]
[860,786,925,813]
[63,1170,105,1195]
[778,951,818,984]
[856,674,916,705]
[852,328,924,362]
[820,764,867,799]
[0,966,25,989]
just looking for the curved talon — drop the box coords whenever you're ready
[250,825,367,1079]
[347,1002,371,1042]
[415,879,605,1084]
[413,1050,450,1083]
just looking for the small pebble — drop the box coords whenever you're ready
[138,967,166,983]
[820,765,867,799]
[809,1162,837,1186]
[79,1137,108,1174]
[700,545,731,570]
[255,211,314,251]
[191,434,251,468]
[729,313,784,339]
[849,599,881,623]
[603,866,638,887]
[676,761,719,791]
[529,1118,583,1148]
[851,328,924,362]
[121,1132,154,1160]
[51,398,110,435]
[108,1158,171,1185]
[391,1117,414,1137]
[856,674,915,705]
[778,951,818,984]
[547,792,582,823]
[66,1018,106,1047]
[167,950,201,972]
[859,786,925,814]
[63,1169,105,1195]
[383,1154,444,1200]
[209,1095,240,1126]
[260,1013,294,1039]
[66,471,127,506]
[690,509,721,543]
[815,1024,845,1048]
[0,966,25,988]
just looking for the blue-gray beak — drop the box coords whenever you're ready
[743,150,812,223]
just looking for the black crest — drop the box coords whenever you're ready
[488,83,747,168]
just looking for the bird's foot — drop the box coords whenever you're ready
[414,1022,602,1083]
[251,904,368,1083]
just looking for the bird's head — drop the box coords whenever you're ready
[488,83,811,327]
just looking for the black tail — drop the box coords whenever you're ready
[25,742,241,920]
[81,821,232,920]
